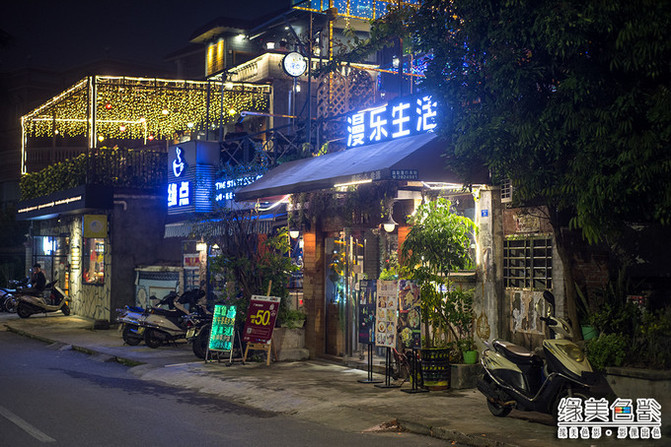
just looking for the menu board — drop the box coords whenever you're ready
[242,295,281,344]
[375,280,398,348]
[358,280,376,344]
[397,280,421,349]
[208,304,237,352]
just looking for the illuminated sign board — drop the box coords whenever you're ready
[215,174,263,202]
[167,142,218,215]
[208,304,237,352]
[346,94,437,148]
[168,146,191,209]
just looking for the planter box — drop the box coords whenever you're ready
[272,327,309,361]
[450,363,482,389]
[606,367,671,436]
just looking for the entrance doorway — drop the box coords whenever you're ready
[324,230,366,357]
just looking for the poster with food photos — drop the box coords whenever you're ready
[397,280,422,349]
[375,280,398,348]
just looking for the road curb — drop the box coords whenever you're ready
[396,419,519,447]
[4,323,144,367]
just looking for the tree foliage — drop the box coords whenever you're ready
[400,198,477,347]
[403,0,671,243]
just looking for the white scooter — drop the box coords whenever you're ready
[477,290,598,420]
[116,293,177,345]
[16,281,71,318]
[140,289,206,348]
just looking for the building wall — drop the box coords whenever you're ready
[108,192,182,317]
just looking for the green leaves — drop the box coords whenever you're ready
[400,0,671,244]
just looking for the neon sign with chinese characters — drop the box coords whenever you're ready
[346,94,438,148]
[168,146,191,209]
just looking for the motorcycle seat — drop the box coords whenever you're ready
[493,340,542,365]
[150,308,186,318]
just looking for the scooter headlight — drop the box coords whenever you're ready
[559,344,585,363]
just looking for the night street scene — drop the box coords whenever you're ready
[1,1,670,446]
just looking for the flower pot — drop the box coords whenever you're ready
[421,348,450,390]
[463,350,478,364]
[581,325,598,341]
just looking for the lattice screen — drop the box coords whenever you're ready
[316,67,376,146]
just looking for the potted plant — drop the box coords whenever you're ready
[400,198,477,389]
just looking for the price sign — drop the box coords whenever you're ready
[242,295,280,344]
[208,304,237,352]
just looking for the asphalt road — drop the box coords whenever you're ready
[0,327,450,446]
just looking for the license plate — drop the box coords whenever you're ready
[186,329,195,339]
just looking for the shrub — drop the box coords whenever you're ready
[586,333,629,371]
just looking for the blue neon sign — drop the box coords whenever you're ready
[346,94,437,148]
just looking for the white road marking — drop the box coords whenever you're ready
[0,405,56,443]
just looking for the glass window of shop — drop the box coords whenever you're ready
[83,238,105,284]
[31,236,68,285]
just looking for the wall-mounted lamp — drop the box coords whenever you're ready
[383,201,398,233]
[289,229,300,239]
[196,241,207,252]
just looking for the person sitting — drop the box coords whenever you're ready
[27,263,47,296]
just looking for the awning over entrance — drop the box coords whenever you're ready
[236,133,462,201]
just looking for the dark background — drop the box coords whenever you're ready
[0,0,281,72]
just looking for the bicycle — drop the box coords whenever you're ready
[391,347,423,388]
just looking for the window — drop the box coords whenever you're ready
[83,238,105,284]
[31,235,68,284]
[503,236,552,289]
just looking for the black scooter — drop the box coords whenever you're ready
[477,291,599,420]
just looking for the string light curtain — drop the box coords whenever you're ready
[22,76,271,141]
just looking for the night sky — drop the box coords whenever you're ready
[0,0,283,72]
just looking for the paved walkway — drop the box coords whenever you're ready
[3,313,667,446]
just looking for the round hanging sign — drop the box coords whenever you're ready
[282,52,307,77]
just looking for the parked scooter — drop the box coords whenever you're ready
[141,289,206,348]
[1,277,30,312]
[115,293,176,346]
[15,281,71,318]
[477,290,597,420]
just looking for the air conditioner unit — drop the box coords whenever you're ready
[501,178,513,203]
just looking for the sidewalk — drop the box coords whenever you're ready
[3,314,667,447]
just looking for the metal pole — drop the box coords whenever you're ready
[206,80,211,140]
[219,77,225,141]
[307,12,313,151]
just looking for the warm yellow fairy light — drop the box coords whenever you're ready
[22,75,271,142]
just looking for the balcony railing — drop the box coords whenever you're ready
[20,146,167,201]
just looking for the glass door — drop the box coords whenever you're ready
[324,229,365,357]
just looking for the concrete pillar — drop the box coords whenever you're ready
[474,187,505,344]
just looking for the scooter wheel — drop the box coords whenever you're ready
[192,325,211,359]
[144,328,164,348]
[17,303,32,319]
[122,326,143,346]
[61,303,71,316]
[487,399,512,417]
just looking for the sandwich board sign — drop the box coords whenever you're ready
[242,295,280,365]
[206,304,237,363]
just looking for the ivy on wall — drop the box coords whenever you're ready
[20,147,166,200]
